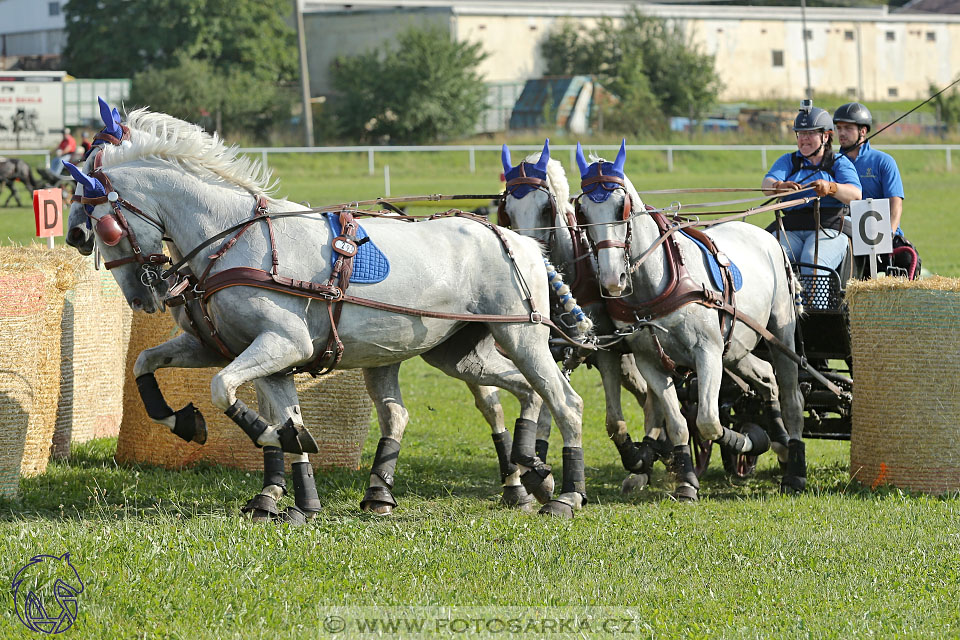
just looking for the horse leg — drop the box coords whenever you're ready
[245,375,321,526]
[421,333,544,506]
[487,323,583,518]
[598,350,662,478]
[133,331,230,445]
[768,342,806,494]
[360,363,407,515]
[725,354,782,459]
[464,382,535,508]
[626,348,698,501]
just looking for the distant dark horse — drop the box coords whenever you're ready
[0,157,43,207]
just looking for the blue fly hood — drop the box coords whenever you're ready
[93,96,124,147]
[63,161,107,219]
[577,140,627,203]
[502,139,550,200]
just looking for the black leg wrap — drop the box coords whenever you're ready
[491,431,518,483]
[277,418,320,454]
[670,444,699,502]
[614,435,656,475]
[171,403,206,444]
[510,419,540,466]
[291,462,322,512]
[262,447,286,492]
[780,439,807,494]
[136,373,174,420]
[560,446,587,504]
[766,402,790,448]
[741,423,770,456]
[361,437,401,512]
[225,399,268,448]
[535,439,549,464]
[718,427,749,453]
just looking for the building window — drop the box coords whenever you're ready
[772,50,784,67]
[886,31,896,41]
[48,1,59,15]
[847,87,857,97]
[804,29,813,40]
[888,87,899,98]
[844,30,854,41]
[927,31,936,42]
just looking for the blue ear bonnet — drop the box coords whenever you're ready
[504,162,547,199]
[581,162,625,203]
[63,160,107,218]
[92,97,123,148]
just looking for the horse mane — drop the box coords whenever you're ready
[523,152,574,217]
[98,108,279,199]
[589,153,645,213]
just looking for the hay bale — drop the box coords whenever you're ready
[51,255,132,458]
[0,268,46,498]
[0,247,80,478]
[116,311,373,472]
[847,276,960,494]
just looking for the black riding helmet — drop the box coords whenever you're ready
[833,102,872,132]
[794,100,834,132]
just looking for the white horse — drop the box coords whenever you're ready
[499,140,671,491]
[64,105,587,519]
[573,142,806,500]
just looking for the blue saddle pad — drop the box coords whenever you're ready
[326,214,390,284]
[680,230,743,293]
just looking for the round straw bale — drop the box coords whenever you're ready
[0,268,46,498]
[847,276,960,494]
[117,311,372,472]
[0,247,80,477]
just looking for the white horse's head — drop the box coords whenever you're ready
[500,139,573,248]
[575,140,645,296]
[63,98,276,313]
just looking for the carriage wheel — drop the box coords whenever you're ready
[683,401,712,477]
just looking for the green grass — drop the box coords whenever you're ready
[2,360,959,638]
[1,149,958,637]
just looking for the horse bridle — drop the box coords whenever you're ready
[575,164,634,256]
[71,137,170,286]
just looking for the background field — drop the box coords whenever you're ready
[1,150,958,638]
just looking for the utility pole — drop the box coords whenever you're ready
[294,0,315,148]
[800,0,813,99]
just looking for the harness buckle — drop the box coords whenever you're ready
[530,311,542,324]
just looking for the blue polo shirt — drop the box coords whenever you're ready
[844,141,905,201]
[765,151,861,212]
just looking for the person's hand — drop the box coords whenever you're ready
[810,179,838,197]
[772,180,801,191]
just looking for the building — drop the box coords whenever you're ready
[303,0,960,102]
[0,0,67,69]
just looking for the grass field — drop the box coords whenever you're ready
[1,149,959,638]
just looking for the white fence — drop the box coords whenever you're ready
[6,144,959,175]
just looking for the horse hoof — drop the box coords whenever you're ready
[278,506,310,526]
[246,509,275,523]
[538,500,574,519]
[671,483,699,502]
[780,476,806,495]
[621,473,649,494]
[531,474,555,504]
[240,494,279,522]
[193,416,208,445]
[520,468,555,504]
[361,501,394,515]
[501,485,535,508]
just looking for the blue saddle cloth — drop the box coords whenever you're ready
[326,214,390,284]
[680,230,743,293]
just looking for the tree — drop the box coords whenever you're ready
[541,9,722,133]
[930,83,960,136]
[62,0,297,83]
[127,55,295,137]
[330,27,488,144]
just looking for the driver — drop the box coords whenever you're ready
[761,101,862,274]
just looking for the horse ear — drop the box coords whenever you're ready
[501,144,513,174]
[613,139,627,174]
[575,142,589,177]
[63,161,98,192]
[98,97,113,127]
[535,138,550,171]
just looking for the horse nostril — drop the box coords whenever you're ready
[66,228,84,246]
